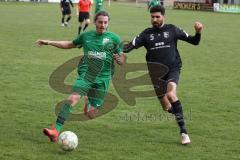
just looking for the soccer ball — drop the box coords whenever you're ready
[58,131,78,151]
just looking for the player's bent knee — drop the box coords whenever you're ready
[166,91,177,102]
[68,93,80,105]
[161,103,171,111]
[162,107,169,111]
[159,97,171,111]
[86,19,90,24]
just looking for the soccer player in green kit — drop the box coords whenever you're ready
[36,11,126,142]
[94,0,104,14]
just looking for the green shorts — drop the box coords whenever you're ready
[72,78,110,108]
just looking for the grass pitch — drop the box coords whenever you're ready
[0,2,240,160]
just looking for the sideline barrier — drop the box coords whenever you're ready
[173,1,213,11]
[213,3,240,13]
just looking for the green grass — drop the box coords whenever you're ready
[0,2,240,160]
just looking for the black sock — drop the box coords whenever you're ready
[66,16,71,22]
[78,26,82,34]
[61,18,64,24]
[83,24,88,31]
[171,100,187,134]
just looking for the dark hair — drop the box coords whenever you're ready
[94,11,110,22]
[150,5,165,15]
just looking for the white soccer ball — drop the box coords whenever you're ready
[58,131,78,151]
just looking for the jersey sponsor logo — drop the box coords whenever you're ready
[88,51,106,59]
[150,45,170,50]
[155,42,164,46]
[103,38,110,45]
[151,41,170,50]
[163,32,169,38]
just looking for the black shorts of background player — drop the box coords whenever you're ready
[78,12,90,23]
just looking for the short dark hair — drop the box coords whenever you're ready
[150,5,165,15]
[94,11,110,22]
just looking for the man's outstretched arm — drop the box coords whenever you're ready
[36,40,76,49]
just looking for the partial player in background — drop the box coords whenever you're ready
[160,0,164,6]
[60,0,74,27]
[77,0,93,34]
[36,11,126,143]
[147,0,160,10]
[124,5,203,145]
[94,0,104,14]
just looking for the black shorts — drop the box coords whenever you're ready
[162,68,180,85]
[158,69,180,98]
[62,7,71,15]
[147,62,180,98]
[78,12,90,22]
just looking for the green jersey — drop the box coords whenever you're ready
[94,0,104,13]
[72,30,123,81]
[148,0,160,9]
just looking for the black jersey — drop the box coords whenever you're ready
[60,0,74,8]
[131,24,201,69]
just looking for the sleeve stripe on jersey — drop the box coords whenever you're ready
[132,37,136,46]
[183,30,189,37]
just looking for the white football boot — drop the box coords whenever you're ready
[181,133,191,145]
[64,22,68,27]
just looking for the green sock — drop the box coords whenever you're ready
[56,103,72,132]
[56,122,62,132]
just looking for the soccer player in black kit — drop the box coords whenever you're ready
[124,5,203,144]
[60,0,74,27]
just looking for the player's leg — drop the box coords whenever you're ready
[95,6,101,14]
[78,22,83,34]
[83,96,99,119]
[43,78,90,142]
[160,69,181,114]
[83,19,90,31]
[78,12,85,34]
[61,10,66,27]
[166,80,186,133]
[56,92,81,131]
[66,14,71,25]
[159,96,173,113]
[166,82,190,144]
[83,96,88,114]
[65,8,72,26]
[158,68,190,144]
[43,92,81,142]
[84,98,100,119]
[83,12,90,31]
[84,80,109,119]
[147,63,171,112]
[95,7,98,14]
